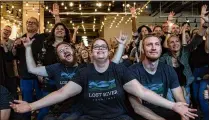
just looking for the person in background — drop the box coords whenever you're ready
[1,25,18,99]
[189,5,209,120]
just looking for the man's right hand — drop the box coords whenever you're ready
[21,37,34,48]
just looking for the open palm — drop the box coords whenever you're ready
[50,3,59,16]
[114,31,128,45]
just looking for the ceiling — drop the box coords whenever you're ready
[1,1,208,38]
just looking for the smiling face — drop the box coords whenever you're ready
[26,17,39,33]
[81,49,89,59]
[56,44,76,66]
[153,26,163,37]
[141,27,149,37]
[92,39,109,62]
[2,26,12,40]
[167,36,181,52]
[172,24,180,35]
[143,36,162,62]
[54,25,66,38]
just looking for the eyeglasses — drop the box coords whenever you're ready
[93,45,108,50]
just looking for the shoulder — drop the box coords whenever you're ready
[158,62,174,71]
[129,62,142,70]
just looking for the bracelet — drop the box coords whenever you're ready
[28,103,34,111]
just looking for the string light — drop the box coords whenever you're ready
[61,2,64,6]
[108,8,110,11]
[69,2,74,7]
[19,9,21,12]
[45,6,48,10]
[65,6,67,9]
[47,21,49,24]
[109,3,111,6]
[126,4,130,7]
[1,5,3,9]
[26,10,28,16]
[12,5,14,9]
[33,4,35,10]
[95,9,97,12]
[26,2,29,6]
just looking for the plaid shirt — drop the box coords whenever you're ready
[160,34,203,86]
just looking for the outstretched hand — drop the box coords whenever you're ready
[49,3,59,16]
[114,31,128,45]
[129,7,136,16]
[10,100,32,113]
[21,37,35,48]
[172,102,198,120]
[168,11,175,22]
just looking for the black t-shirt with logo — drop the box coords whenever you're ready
[45,63,86,113]
[129,62,180,119]
[71,62,135,119]
[45,63,85,89]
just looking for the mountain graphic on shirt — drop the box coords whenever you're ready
[144,83,164,95]
[88,79,116,92]
[61,72,75,79]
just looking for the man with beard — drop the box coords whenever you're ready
[22,37,84,120]
[129,35,189,120]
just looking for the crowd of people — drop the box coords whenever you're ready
[1,3,209,120]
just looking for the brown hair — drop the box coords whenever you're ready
[55,42,76,61]
[139,34,162,61]
[91,38,110,51]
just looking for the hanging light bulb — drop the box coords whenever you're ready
[45,6,48,10]
[186,17,189,22]
[32,4,35,10]
[108,7,110,11]
[95,9,97,12]
[69,2,74,7]
[26,2,29,6]
[65,6,67,9]
[12,5,14,9]
[61,2,64,6]
[1,5,3,9]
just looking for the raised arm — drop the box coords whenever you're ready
[129,95,165,120]
[163,11,175,48]
[22,37,48,77]
[10,81,82,113]
[111,31,128,64]
[130,7,137,32]
[50,3,61,24]
[71,26,79,44]
[123,79,197,120]
[182,24,188,46]
[201,5,209,53]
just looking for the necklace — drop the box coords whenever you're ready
[65,65,79,75]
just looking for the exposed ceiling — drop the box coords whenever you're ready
[1,1,209,38]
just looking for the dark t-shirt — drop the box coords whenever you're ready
[45,63,85,113]
[129,62,180,119]
[72,62,135,119]
[16,33,48,79]
[45,63,84,89]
